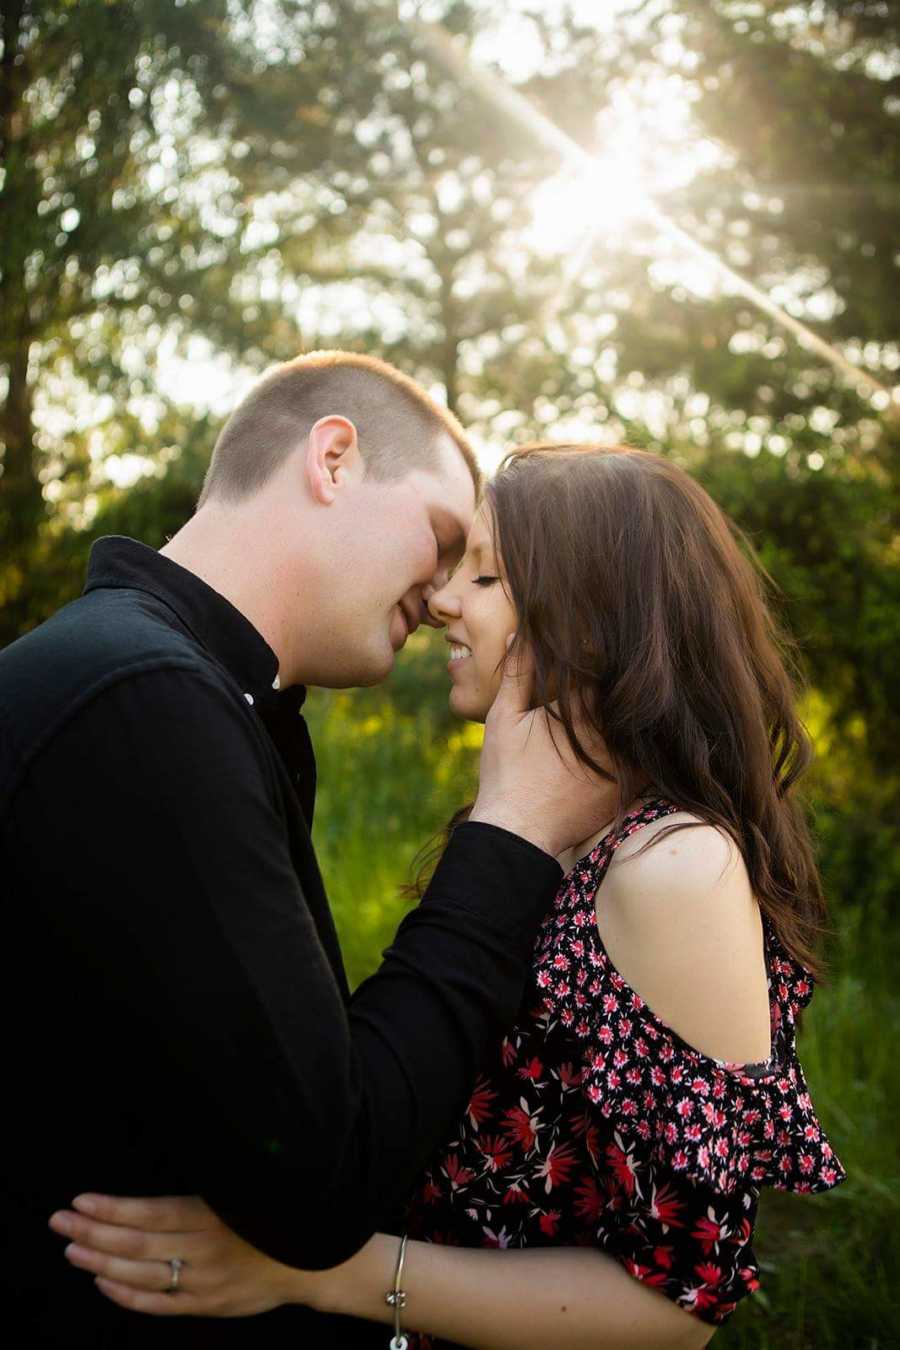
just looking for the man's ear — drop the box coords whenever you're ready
[305,415,362,505]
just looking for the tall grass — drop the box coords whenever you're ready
[306,657,899,1349]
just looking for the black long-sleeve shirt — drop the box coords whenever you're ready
[0,537,562,1347]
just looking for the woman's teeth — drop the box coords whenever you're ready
[450,643,471,662]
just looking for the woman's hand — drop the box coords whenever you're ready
[48,1193,316,1317]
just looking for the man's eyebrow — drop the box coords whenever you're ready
[433,507,470,552]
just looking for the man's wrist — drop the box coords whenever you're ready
[468,803,557,857]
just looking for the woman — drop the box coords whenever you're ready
[50,445,844,1347]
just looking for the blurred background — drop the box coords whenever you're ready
[1,1,897,1344]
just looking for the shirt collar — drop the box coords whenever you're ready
[83,536,307,713]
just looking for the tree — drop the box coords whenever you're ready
[0,0,357,640]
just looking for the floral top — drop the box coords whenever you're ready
[405,799,845,1345]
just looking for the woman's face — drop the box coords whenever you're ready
[427,503,518,722]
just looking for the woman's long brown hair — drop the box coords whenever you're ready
[415,443,829,978]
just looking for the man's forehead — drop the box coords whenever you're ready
[418,433,479,530]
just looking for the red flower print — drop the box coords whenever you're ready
[442,1154,475,1190]
[502,1103,540,1153]
[624,1259,668,1288]
[535,1142,578,1193]
[478,1135,513,1172]
[517,1057,544,1083]
[574,1175,605,1221]
[556,1062,581,1089]
[648,1181,686,1229]
[692,1212,726,1253]
[404,800,844,1332]
[467,1078,497,1129]
[606,1135,638,1197]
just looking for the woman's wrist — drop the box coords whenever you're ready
[310,1232,399,1321]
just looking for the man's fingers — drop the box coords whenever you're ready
[71,1193,209,1231]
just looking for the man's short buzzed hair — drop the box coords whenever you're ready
[197,350,480,507]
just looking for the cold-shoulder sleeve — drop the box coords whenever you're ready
[575,929,845,1322]
[578,943,845,1197]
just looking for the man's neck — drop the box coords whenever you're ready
[160,510,287,682]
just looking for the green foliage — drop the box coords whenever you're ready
[311,643,899,1349]
[2,3,898,1340]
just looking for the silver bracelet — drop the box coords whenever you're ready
[385,1232,409,1350]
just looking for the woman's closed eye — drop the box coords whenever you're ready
[473,575,500,587]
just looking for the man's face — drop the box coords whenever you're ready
[325,434,477,687]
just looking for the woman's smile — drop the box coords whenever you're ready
[446,636,473,668]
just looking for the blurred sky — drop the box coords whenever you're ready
[151,0,732,474]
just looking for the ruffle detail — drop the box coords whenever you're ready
[578,1026,845,1195]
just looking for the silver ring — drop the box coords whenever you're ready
[167,1257,185,1294]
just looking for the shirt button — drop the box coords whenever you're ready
[244,692,254,706]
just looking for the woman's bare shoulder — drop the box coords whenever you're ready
[598,812,772,1064]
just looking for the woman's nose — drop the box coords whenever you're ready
[426,581,461,625]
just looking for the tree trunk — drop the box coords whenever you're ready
[0,0,45,645]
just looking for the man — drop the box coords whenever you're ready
[1,351,612,1346]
